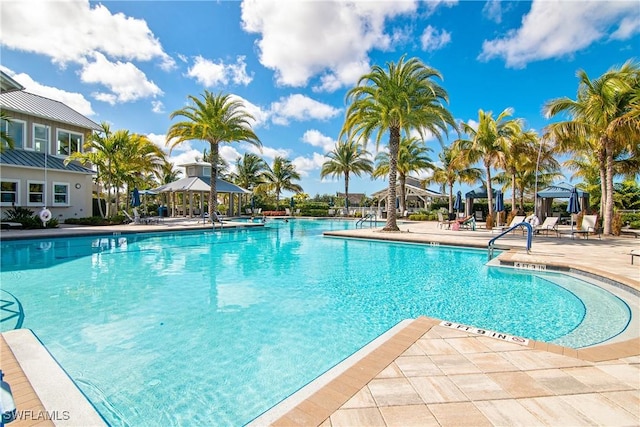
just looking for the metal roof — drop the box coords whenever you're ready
[465,186,497,199]
[0,149,94,174]
[371,183,443,199]
[0,91,101,131]
[152,176,250,194]
[0,71,25,93]
[537,182,589,199]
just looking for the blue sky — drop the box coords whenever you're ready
[1,0,638,198]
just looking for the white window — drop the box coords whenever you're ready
[56,129,83,156]
[27,180,45,206]
[30,124,49,153]
[1,118,26,150]
[203,166,211,177]
[52,182,69,206]
[0,179,20,206]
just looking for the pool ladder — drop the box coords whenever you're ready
[356,213,377,228]
[487,222,533,260]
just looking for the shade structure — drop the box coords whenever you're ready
[131,188,141,207]
[453,191,463,213]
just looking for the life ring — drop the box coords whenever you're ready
[39,208,52,223]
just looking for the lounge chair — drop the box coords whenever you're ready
[437,212,454,229]
[568,214,601,239]
[475,211,483,221]
[285,208,291,216]
[493,215,526,233]
[535,216,559,236]
[294,208,300,216]
[123,210,137,224]
[453,215,475,231]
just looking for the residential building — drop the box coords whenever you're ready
[0,71,100,221]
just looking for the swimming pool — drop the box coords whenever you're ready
[0,219,632,426]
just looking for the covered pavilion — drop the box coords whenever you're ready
[464,186,498,217]
[152,162,250,218]
[536,182,589,221]
[371,177,443,214]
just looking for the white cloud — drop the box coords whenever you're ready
[219,145,243,166]
[479,0,640,68]
[81,53,163,104]
[241,0,418,89]
[147,133,195,154]
[1,1,175,69]
[1,67,95,116]
[292,152,327,177]
[152,100,165,114]
[243,143,289,161]
[186,55,253,87]
[270,94,341,125]
[301,130,336,154]
[420,25,451,52]
[482,0,503,24]
[167,149,202,171]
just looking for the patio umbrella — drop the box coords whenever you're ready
[453,190,462,215]
[567,186,581,230]
[251,196,256,212]
[494,190,504,226]
[131,187,141,207]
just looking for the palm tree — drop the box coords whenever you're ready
[258,156,303,209]
[230,153,268,191]
[425,145,482,214]
[340,56,456,231]
[167,91,261,218]
[155,158,181,185]
[454,108,520,219]
[320,139,373,211]
[0,111,14,152]
[68,122,120,217]
[116,133,165,210]
[544,61,640,234]
[373,136,433,214]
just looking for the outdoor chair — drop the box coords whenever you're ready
[493,215,526,233]
[437,212,454,229]
[285,208,291,216]
[294,208,300,216]
[568,214,601,239]
[123,210,137,225]
[535,216,559,236]
[475,211,483,221]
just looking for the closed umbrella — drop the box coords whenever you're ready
[131,187,141,207]
[567,186,581,230]
[453,191,462,217]
[494,190,504,226]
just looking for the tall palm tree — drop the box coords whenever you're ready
[258,156,303,209]
[544,61,640,234]
[68,122,120,217]
[0,111,14,152]
[425,145,482,214]
[320,139,373,210]
[454,108,520,219]
[340,55,456,231]
[155,158,181,185]
[230,153,268,191]
[167,91,261,218]
[372,136,433,214]
[116,133,165,210]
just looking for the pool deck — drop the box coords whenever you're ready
[1,218,638,426]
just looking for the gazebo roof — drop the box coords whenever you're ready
[371,183,443,199]
[152,177,250,194]
[537,182,588,199]
[465,187,497,199]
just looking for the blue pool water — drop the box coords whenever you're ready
[0,219,631,426]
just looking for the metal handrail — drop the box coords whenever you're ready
[355,213,376,228]
[488,222,533,260]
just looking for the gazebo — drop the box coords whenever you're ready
[464,186,497,217]
[536,182,589,221]
[152,162,251,218]
[371,177,443,214]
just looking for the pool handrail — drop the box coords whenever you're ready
[488,221,533,260]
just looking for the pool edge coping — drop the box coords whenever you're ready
[2,329,107,427]
[260,315,640,426]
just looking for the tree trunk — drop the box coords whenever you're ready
[399,174,406,216]
[597,147,606,220]
[448,181,454,214]
[485,163,493,218]
[209,141,218,218]
[383,127,401,232]
[604,140,615,235]
[511,172,517,213]
[344,172,350,214]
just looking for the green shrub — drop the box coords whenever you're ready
[621,212,640,228]
[408,214,429,221]
[64,216,127,226]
